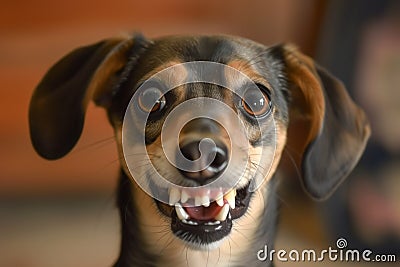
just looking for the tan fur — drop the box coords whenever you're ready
[224,59,272,92]
[87,36,133,107]
[282,45,325,165]
[139,60,188,89]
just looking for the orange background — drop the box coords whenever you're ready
[0,0,325,196]
[1,1,399,267]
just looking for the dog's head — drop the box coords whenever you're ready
[29,34,369,253]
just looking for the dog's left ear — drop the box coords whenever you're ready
[276,44,370,200]
[29,34,148,160]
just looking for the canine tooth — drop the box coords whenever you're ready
[169,187,180,206]
[201,195,210,207]
[181,190,189,203]
[216,191,224,207]
[215,204,229,221]
[225,189,236,209]
[175,203,189,220]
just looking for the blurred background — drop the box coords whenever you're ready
[0,0,399,266]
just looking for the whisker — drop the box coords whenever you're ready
[75,136,115,152]
[217,247,221,267]
[206,248,210,267]
[228,239,232,266]
[232,227,251,243]
[159,234,176,254]
[185,245,190,267]
[281,146,302,181]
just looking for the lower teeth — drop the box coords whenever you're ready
[182,219,199,225]
[181,219,222,226]
[204,221,221,225]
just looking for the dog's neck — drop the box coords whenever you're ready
[114,169,278,267]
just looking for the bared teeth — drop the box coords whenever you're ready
[168,187,240,223]
[224,189,236,209]
[175,203,189,220]
[169,187,180,206]
[168,187,237,214]
[215,204,230,221]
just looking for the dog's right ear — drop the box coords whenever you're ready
[272,44,370,200]
[29,35,148,160]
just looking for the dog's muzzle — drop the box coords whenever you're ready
[121,63,276,248]
[153,118,253,247]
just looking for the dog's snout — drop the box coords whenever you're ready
[178,140,228,185]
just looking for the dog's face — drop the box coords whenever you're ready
[112,36,289,249]
[29,34,370,264]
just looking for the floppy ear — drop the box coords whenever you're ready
[29,35,147,160]
[279,44,370,200]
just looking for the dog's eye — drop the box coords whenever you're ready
[241,86,272,118]
[138,87,166,113]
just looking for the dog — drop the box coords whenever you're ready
[29,34,370,267]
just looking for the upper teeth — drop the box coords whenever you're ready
[169,188,236,208]
[181,190,189,203]
[170,188,237,222]
[195,196,203,206]
[169,188,180,205]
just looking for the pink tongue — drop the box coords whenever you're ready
[184,202,223,221]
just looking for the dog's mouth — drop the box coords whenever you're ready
[153,181,252,248]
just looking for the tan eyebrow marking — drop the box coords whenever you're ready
[140,60,188,88]
[225,59,271,89]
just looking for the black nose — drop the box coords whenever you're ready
[178,140,228,185]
